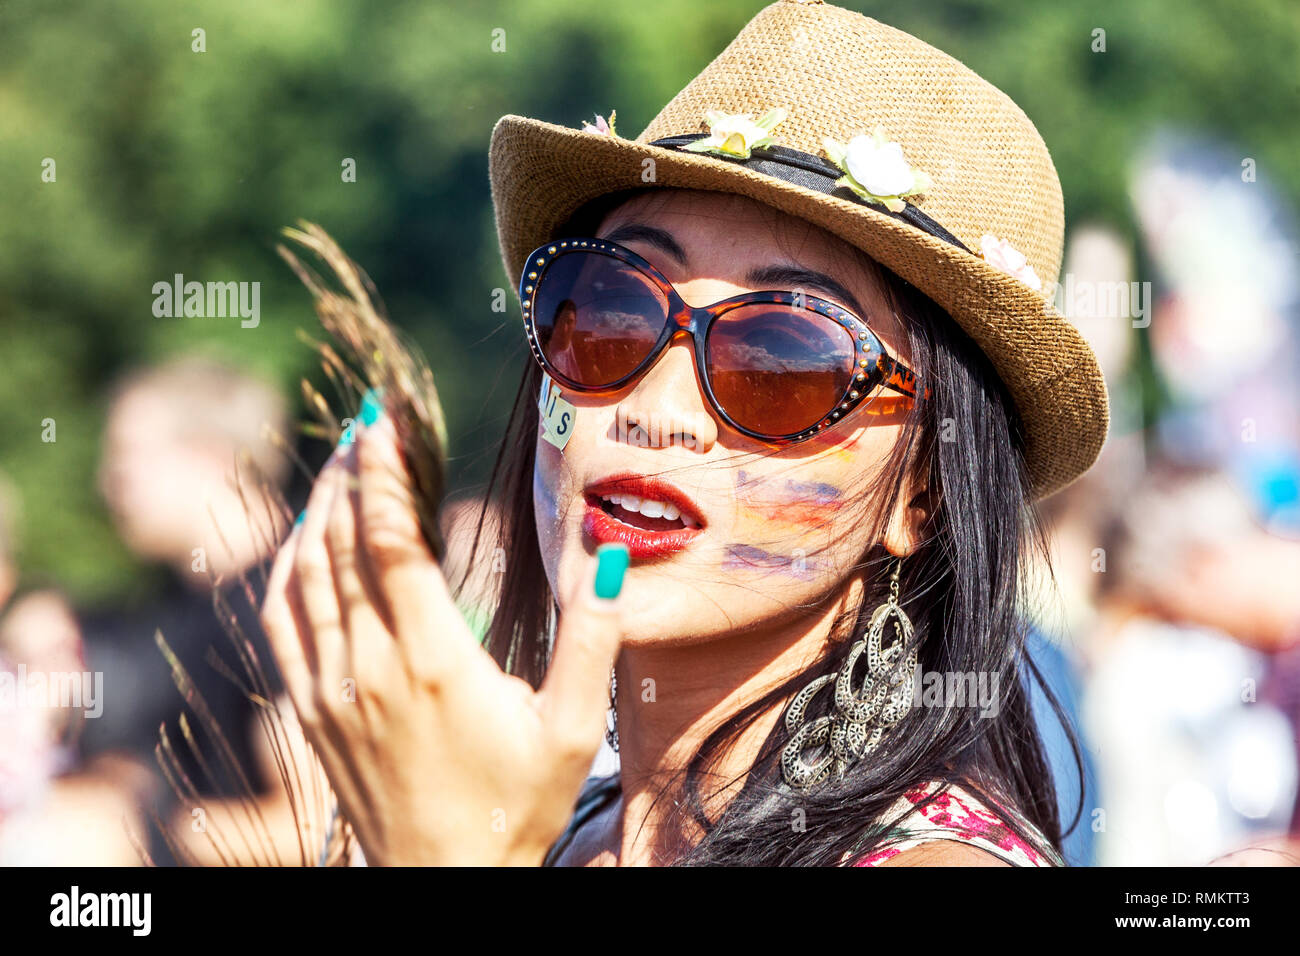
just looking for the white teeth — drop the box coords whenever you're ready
[597,491,700,529]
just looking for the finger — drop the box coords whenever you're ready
[288,456,350,681]
[324,443,376,621]
[354,410,474,666]
[324,442,392,682]
[261,517,314,719]
[538,544,629,759]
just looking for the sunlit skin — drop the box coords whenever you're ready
[531,190,943,863]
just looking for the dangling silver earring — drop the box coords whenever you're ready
[780,559,917,790]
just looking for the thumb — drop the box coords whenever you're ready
[538,543,629,757]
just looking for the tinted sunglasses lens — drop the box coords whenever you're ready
[532,253,668,386]
[707,304,856,436]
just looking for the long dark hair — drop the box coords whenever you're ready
[456,192,1082,865]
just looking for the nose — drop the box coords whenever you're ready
[615,330,718,453]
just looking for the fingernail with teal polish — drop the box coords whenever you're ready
[338,422,356,446]
[294,509,306,527]
[593,544,630,600]
[360,387,386,427]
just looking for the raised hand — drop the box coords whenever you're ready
[260,403,629,865]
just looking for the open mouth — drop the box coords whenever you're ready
[588,491,701,533]
[580,477,706,559]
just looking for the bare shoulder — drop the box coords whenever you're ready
[877,840,1013,867]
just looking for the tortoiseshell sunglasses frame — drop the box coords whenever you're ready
[519,237,922,444]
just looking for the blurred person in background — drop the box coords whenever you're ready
[76,355,291,864]
[1101,134,1300,863]
[1083,461,1300,865]
[0,474,154,865]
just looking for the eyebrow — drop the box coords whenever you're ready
[743,264,869,319]
[598,223,687,265]
[597,221,869,318]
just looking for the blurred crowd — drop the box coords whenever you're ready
[0,358,293,864]
[1025,132,1300,865]
[1,130,1298,867]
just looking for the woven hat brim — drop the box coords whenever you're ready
[489,115,1109,499]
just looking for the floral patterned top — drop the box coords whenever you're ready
[543,775,1063,867]
[852,781,1063,867]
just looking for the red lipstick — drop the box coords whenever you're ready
[582,473,706,559]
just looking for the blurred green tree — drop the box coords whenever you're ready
[0,0,1295,601]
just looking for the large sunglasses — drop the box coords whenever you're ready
[518,237,922,443]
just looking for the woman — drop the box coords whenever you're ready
[260,0,1109,866]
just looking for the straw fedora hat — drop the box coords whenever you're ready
[489,0,1108,498]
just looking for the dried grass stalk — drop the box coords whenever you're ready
[144,223,449,865]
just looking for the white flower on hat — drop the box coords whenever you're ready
[980,234,1042,291]
[682,108,787,160]
[824,126,932,213]
[581,111,617,136]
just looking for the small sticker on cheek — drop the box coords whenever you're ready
[538,372,577,450]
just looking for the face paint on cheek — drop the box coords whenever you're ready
[721,543,819,581]
[734,469,843,528]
